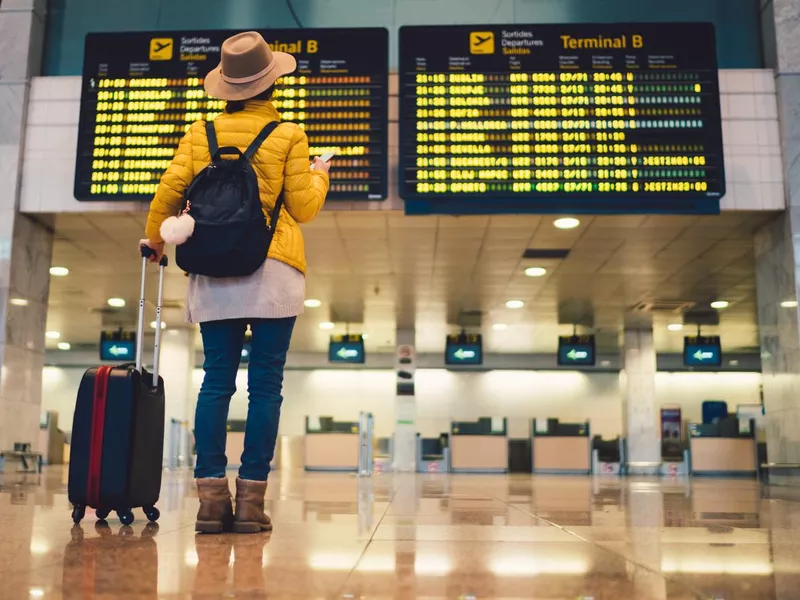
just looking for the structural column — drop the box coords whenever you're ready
[754,0,800,476]
[621,328,660,473]
[0,0,51,454]
[393,328,417,472]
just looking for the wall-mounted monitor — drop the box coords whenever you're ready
[445,333,483,366]
[329,334,366,364]
[683,335,721,366]
[99,330,136,361]
[76,28,389,202]
[399,23,723,216]
[557,334,596,366]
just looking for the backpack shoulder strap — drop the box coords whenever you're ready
[244,121,280,160]
[268,190,284,233]
[205,121,219,159]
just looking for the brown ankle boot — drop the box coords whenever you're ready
[233,477,272,533]
[195,477,234,534]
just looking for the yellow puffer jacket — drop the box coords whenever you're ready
[145,101,328,274]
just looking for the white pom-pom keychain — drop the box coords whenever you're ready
[160,202,195,245]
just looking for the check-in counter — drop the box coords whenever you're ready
[532,419,591,474]
[303,416,360,472]
[689,418,757,477]
[417,433,450,473]
[450,418,507,473]
[592,436,624,475]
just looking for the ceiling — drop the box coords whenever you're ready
[44,210,777,355]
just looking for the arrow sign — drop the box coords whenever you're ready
[337,347,360,359]
[566,348,589,360]
[108,345,129,357]
[692,349,715,361]
[453,348,476,360]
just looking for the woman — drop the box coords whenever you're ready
[139,31,330,534]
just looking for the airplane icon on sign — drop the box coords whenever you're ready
[149,37,174,60]
[469,31,495,54]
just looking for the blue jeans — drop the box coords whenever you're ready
[194,317,296,481]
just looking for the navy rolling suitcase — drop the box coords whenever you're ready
[68,248,167,525]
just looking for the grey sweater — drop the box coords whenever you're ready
[185,258,305,324]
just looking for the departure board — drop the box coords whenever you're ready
[399,23,724,215]
[75,28,388,201]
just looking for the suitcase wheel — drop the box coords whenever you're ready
[71,505,86,524]
[117,510,135,526]
[96,508,110,521]
[144,506,160,523]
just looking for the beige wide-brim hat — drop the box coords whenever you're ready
[205,31,297,101]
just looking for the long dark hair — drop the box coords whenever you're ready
[225,85,276,113]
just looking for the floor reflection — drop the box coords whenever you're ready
[3,469,800,598]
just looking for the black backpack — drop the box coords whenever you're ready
[175,121,283,278]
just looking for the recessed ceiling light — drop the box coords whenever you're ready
[9,298,29,307]
[524,267,547,277]
[505,300,525,309]
[710,300,729,309]
[45,331,61,339]
[150,321,167,330]
[107,297,126,308]
[29,589,45,599]
[304,298,322,308]
[492,323,508,331]
[667,323,684,332]
[553,217,580,230]
[781,300,798,308]
[57,342,71,351]
[49,267,69,277]
[319,321,335,330]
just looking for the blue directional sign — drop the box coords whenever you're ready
[683,336,722,367]
[445,334,483,366]
[99,330,136,362]
[558,335,596,366]
[329,335,366,364]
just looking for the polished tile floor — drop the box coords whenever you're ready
[1,468,799,599]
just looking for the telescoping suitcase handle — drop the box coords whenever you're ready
[136,247,168,387]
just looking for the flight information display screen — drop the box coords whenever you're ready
[399,23,724,215]
[75,28,389,201]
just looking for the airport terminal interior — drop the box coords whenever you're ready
[3,0,800,598]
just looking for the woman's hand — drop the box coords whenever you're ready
[138,239,165,262]
[312,156,331,174]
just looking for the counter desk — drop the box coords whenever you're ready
[304,416,360,472]
[450,418,507,473]
[689,419,757,477]
[532,419,592,475]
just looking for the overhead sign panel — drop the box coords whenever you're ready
[399,23,723,215]
[557,334,596,366]
[445,333,483,366]
[76,28,389,201]
[99,330,136,362]
[329,334,366,364]
[683,335,722,367]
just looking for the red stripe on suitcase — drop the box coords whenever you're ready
[87,366,112,507]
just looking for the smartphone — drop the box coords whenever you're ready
[319,150,337,162]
